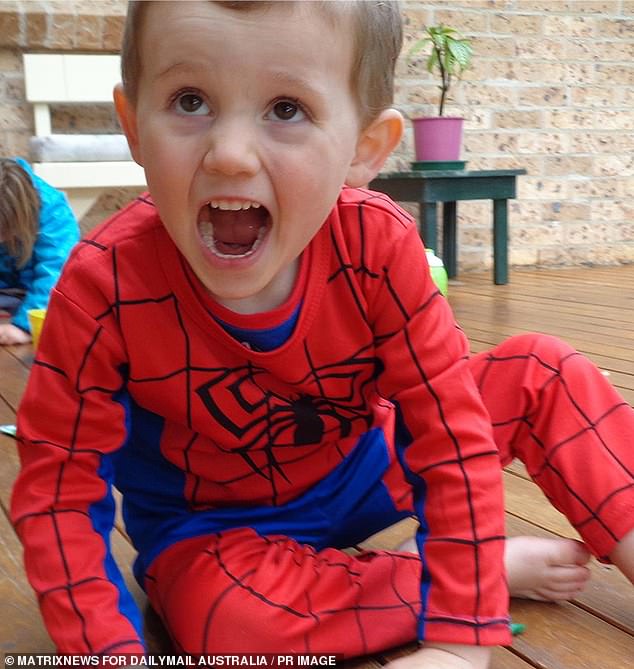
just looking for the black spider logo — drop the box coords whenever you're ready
[195,346,379,478]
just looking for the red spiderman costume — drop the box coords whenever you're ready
[11,188,634,656]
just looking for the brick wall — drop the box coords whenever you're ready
[1,0,633,271]
[399,0,634,270]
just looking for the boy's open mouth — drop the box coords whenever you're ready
[199,200,270,259]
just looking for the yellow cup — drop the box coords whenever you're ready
[27,308,47,349]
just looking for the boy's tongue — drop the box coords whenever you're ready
[211,208,264,255]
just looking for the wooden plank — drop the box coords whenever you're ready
[503,470,581,541]
[3,343,33,370]
[506,599,634,669]
[357,516,417,551]
[454,316,634,364]
[450,286,634,321]
[0,347,30,413]
[450,278,634,324]
[450,267,634,310]
[451,300,634,348]
[450,287,634,325]
[448,267,634,370]
[0,336,22,512]
[452,278,634,306]
[505,460,530,481]
[0,435,19,507]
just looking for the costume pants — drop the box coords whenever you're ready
[144,333,634,654]
[0,288,25,313]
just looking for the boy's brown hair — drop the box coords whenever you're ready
[120,0,403,127]
[0,159,40,268]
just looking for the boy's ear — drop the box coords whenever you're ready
[113,83,143,166]
[346,109,404,187]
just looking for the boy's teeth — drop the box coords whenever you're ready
[208,200,261,211]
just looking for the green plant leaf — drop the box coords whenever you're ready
[408,37,430,56]
[448,40,473,70]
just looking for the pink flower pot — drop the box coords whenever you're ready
[412,116,464,162]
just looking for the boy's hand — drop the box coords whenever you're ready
[385,643,491,669]
[0,323,31,345]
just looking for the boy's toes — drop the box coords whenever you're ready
[549,539,592,567]
[514,567,590,601]
[548,564,591,590]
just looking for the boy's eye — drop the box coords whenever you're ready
[175,92,209,116]
[269,99,306,122]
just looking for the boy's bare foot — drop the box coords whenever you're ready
[398,535,592,602]
[505,535,591,601]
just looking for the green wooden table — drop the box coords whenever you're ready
[369,169,526,285]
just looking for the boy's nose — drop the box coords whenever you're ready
[202,122,260,177]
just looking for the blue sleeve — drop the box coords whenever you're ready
[11,159,80,332]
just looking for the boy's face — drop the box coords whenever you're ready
[118,1,376,313]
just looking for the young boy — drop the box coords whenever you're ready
[11,2,634,668]
[0,157,79,345]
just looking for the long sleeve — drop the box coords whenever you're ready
[367,219,509,645]
[11,158,80,332]
[10,284,145,654]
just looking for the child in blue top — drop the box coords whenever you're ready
[0,157,79,345]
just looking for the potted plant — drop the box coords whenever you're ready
[409,24,473,166]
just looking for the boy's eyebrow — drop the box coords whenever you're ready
[154,61,201,81]
[152,63,327,99]
[270,71,325,97]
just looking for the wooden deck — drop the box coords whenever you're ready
[1,265,633,666]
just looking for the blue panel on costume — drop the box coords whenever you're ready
[91,454,145,642]
[127,424,410,580]
[393,401,430,642]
